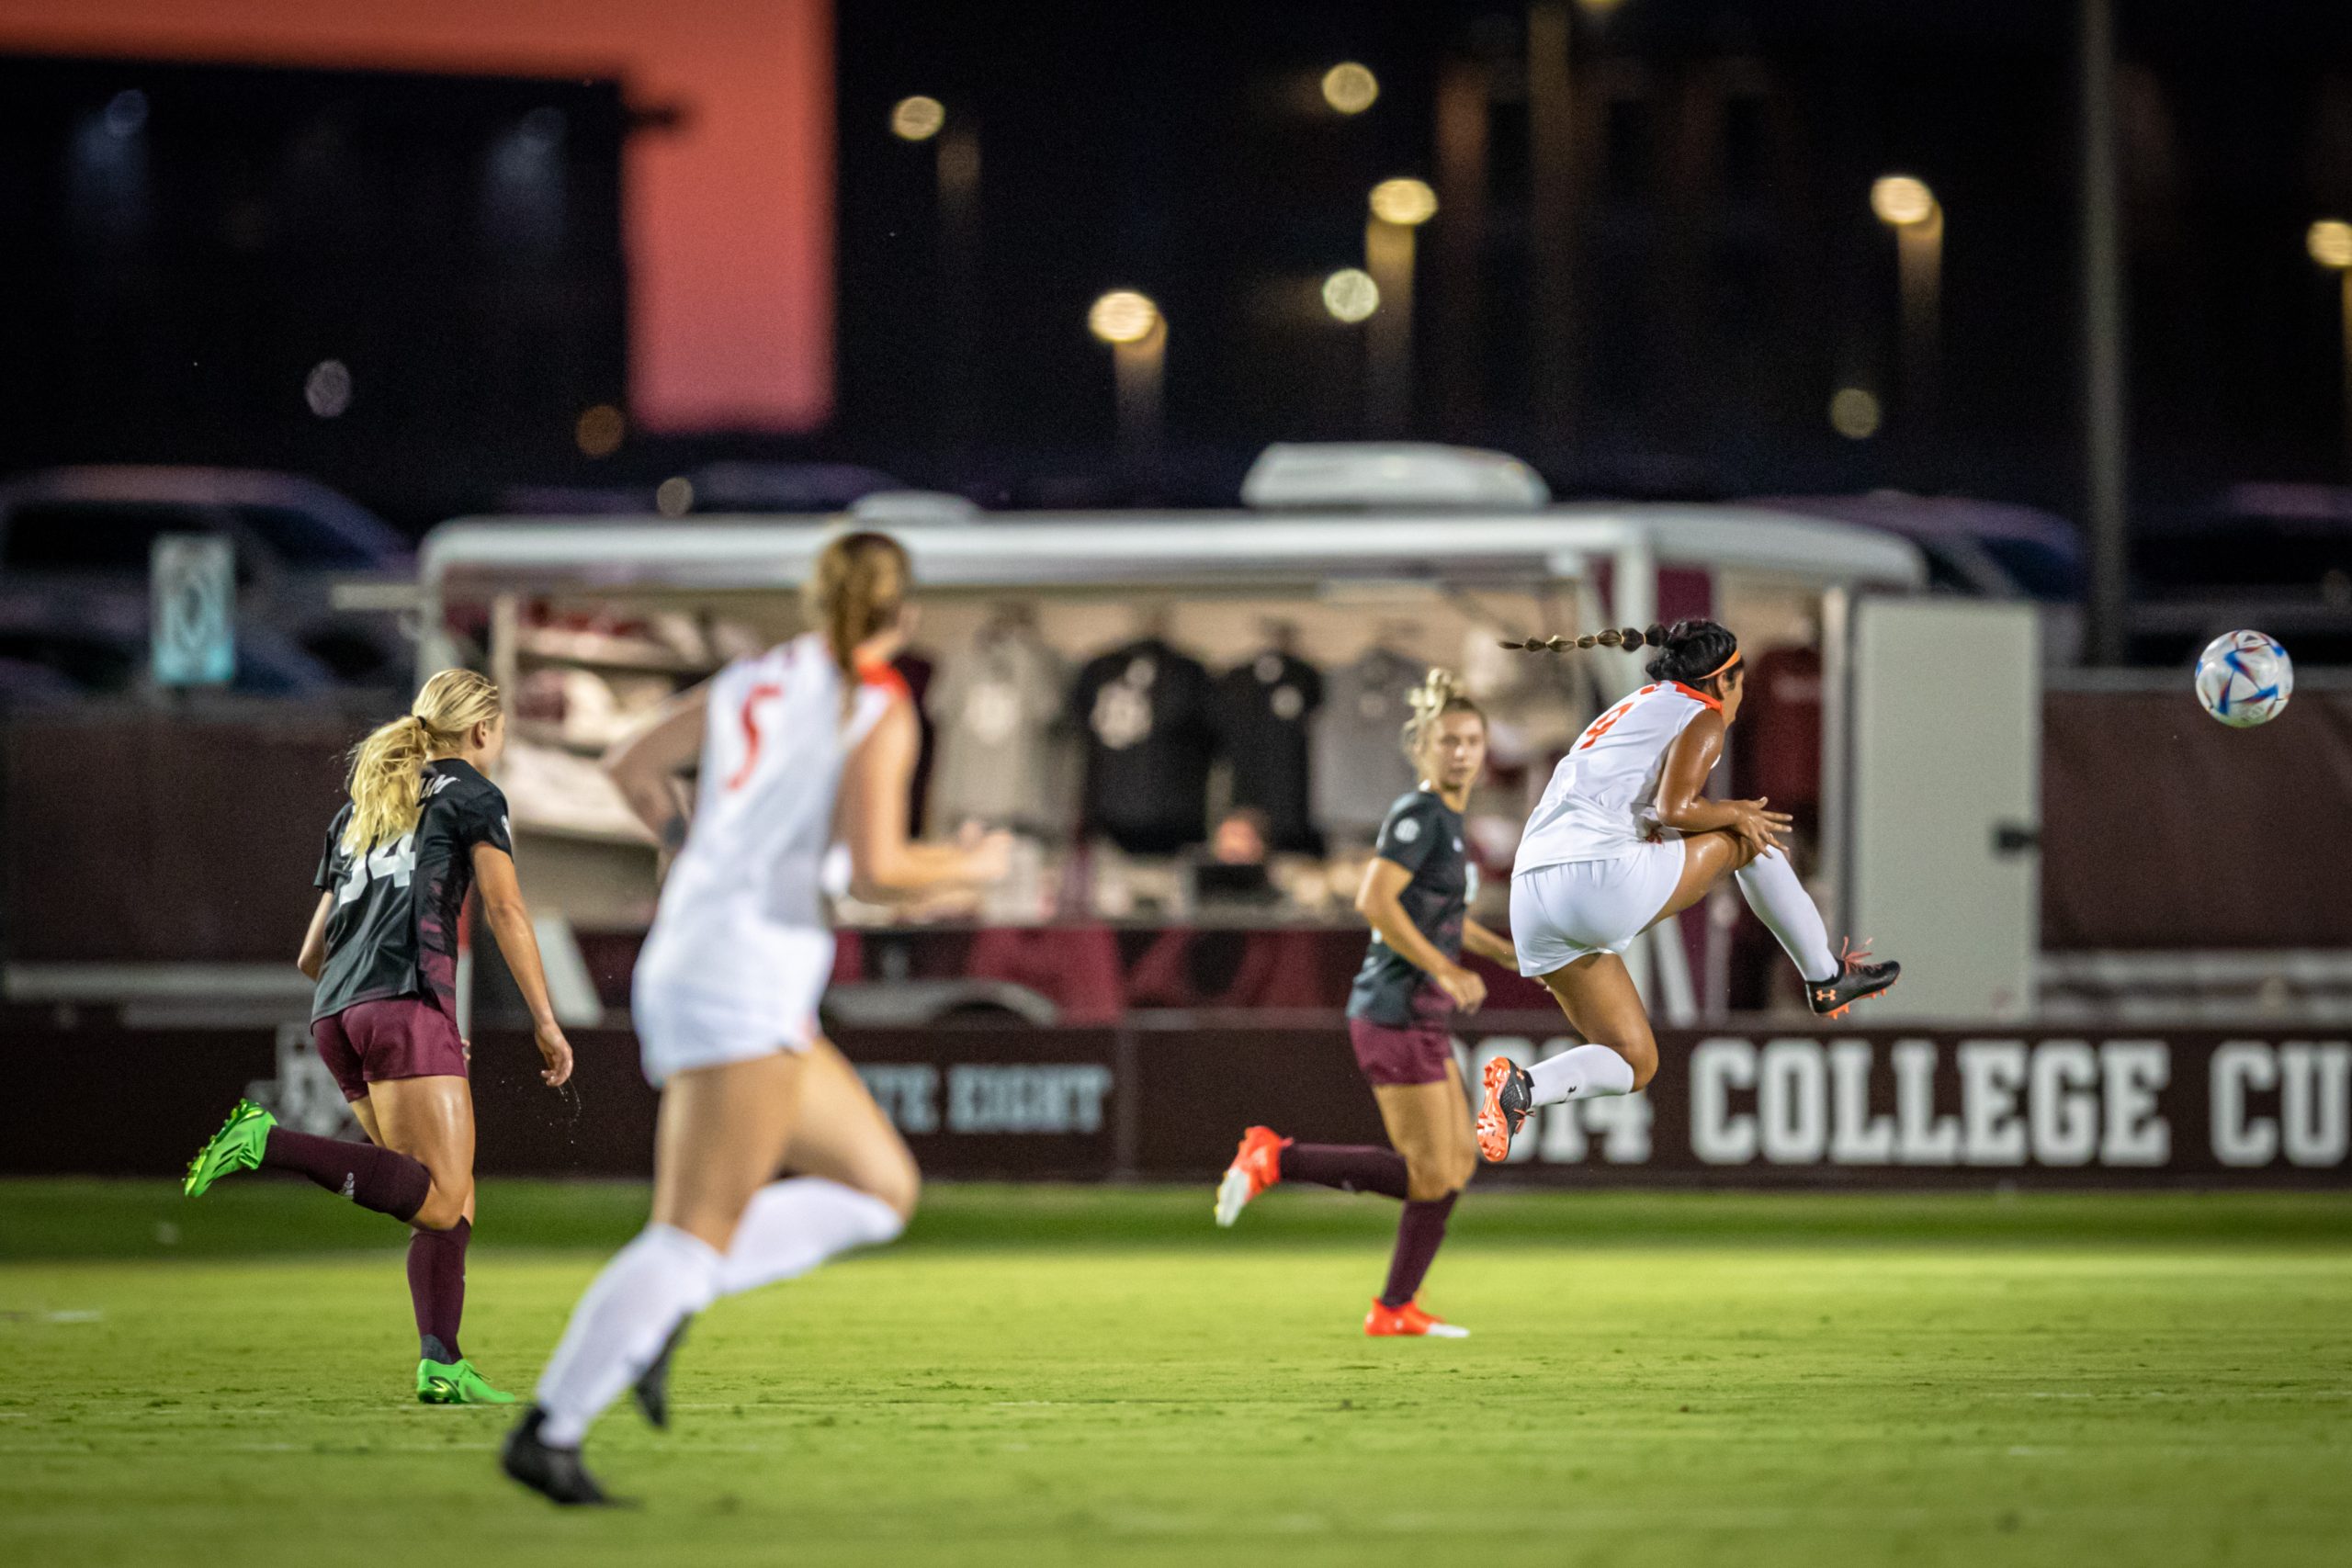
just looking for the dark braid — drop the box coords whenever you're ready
[1498,617,1741,687]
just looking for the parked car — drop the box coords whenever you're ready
[0,466,413,685]
[0,592,340,705]
[2129,483,2352,666]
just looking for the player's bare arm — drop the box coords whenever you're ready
[1462,918,1516,971]
[1652,710,1789,855]
[837,699,1011,901]
[601,683,711,852]
[471,843,574,1088]
[295,891,333,982]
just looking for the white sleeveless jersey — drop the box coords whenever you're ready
[1513,682,1722,874]
[637,635,901,997]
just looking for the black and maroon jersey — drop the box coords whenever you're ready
[1346,789,1470,1029]
[311,758,513,1022]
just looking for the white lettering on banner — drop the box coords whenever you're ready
[2211,1042,2278,1168]
[2029,1042,2099,1166]
[946,1065,1114,1134]
[2099,1042,2170,1166]
[1690,1038,1758,1165]
[1894,1040,1962,1165]
[1829,1042,1896,1162]
[2282,1043,2351,1167]
[1959,1042,2030,1166]
[1759,1040,1827,1163]
[856,1064,941,1134]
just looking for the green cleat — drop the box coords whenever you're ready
[183,1100,274,1198]
[418,1359,517,1405]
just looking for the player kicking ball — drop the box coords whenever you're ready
[1216,669,1510,1337]
[1476,622,1898,1160]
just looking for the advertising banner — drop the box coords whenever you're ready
[6,1013,2345,1187]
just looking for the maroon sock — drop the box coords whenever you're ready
[408,1219,470,1364]
[1279,1143,1409,1200]
[1379,1191,1460,1308]
[261,1127,431,1222]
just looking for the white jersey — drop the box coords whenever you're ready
[1513,682,1720,874]
[636,635,900,1014]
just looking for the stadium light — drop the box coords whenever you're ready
[1322,269,1380,323]
[2310,220,2352,270]
[1089,290,1161,346]
[1871,175,1937,228]
[1828,388,1883,440]
[1321,63,1379,115]
[890,96,946,142]
[1369,177,1439,228]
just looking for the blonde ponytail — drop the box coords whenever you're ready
[805,529,911,699]
[341,669,503,854]
[1400,666,1484,764]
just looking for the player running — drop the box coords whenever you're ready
[183,669,575,1405]
[502,530,1008,1506]
[1215,668,1511,1337]
[1474,620,1899,1159]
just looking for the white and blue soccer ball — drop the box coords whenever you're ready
[2194,629,2293,728]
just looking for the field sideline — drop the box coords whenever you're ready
[6,1181,2351,1567]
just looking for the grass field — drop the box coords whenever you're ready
[6,1181,2352,1568]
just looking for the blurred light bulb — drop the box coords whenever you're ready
[1829,388,1883,440]
[1089,290,1160,345]
[1321,62,1379,115]
[1871,175,1937,228]
[656,477,695,517]
[1369,177,1438,227]
[575,404,625,458]
[304,360,352,419]
[1322,268,1380,322]
[2310,220,2352,270]
[890,96,945,142]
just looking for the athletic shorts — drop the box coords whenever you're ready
[631,924,833,1089]
[1510,840,1687,977]
[311,997,469,1102]
[1347,1015,1457,1087]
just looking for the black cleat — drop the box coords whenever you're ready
[632,1315,693,1429]
[1476,1055,1535,1162]
[501,1406,616,1506]
[1807,940,1901,1019]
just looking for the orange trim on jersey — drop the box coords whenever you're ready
[856,660,911,703]
[1669,681,1724,712]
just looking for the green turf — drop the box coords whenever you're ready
[6,1182,2352,1567]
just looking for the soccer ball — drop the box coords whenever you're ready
[2194,630,2293,728]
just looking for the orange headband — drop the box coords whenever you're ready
[1701,649,1743,682]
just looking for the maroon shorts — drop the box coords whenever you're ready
[1347,1015,1456,1087]
[311,998,469,1103]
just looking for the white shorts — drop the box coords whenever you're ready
[1510,841,1687,977]
[631,923,832,1088]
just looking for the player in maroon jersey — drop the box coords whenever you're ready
[1214,668,1513,1337]
[183,669,574,1404]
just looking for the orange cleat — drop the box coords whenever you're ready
[1476,1055,1533,1163]
[1214,1125,1290,1227]
[1364,1297,1470,1338]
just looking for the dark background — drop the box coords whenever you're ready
[6,2,2352,529]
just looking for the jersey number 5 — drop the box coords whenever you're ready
[726,682,785,791]
[338,832,417,904]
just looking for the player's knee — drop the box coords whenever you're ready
[862,1146,921,1224]
[1449,1141,1480,1190]
[412,1184,467,1231]
[1402,1145,1453,1201]
[1623,1038,1659,1091]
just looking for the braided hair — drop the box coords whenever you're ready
[1498,617,1741,688]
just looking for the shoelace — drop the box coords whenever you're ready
[1837,935,1875,976]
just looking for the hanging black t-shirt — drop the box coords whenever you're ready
[311,758,514,1022]
[1069,639,1217,853]
[1346,789,1471,1028]
[1216,651,1324,853]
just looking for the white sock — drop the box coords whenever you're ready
[534,1224,721,1447]
[1526,1043,1637,1108]
[1735,848,1839,984]
[718,1178,906,1297]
